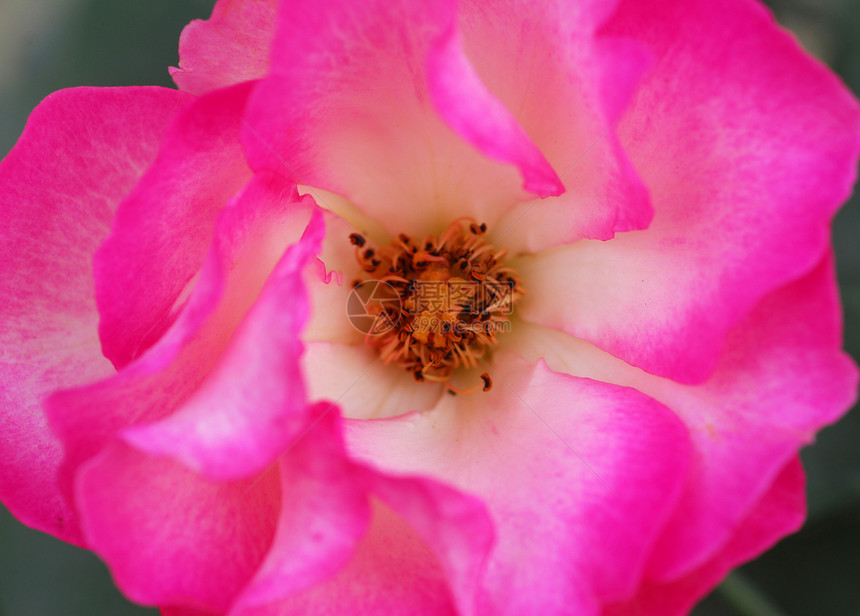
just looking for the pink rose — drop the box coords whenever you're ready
[1,0,858,614]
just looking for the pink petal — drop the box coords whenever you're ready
[358,474,493,616]
[229,404,373,611]
[76,441,280,612]
[95,82,254,369]
[345,355,691,613]
[603,457,806,616]
[0,86,191,544]
[301,208,368,345]
[123,186,323,481]
[115,404,483,615]
[643,254,857,580]
[518,0,860,383]
[233,404,492,616]
[161,609,217,616]
[243,0,561,237]
[425,23,563,198]
[47,173,314,502]
[512,254,857,586]
[171,0,278,95]
[235,499,458,616]
[60,178,324,612]
[459,0,653,248]
[303,342,443,419]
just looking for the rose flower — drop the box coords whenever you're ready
[1,0,858,614]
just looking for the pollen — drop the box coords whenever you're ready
[349,218,522,394]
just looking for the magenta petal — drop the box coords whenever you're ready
[244,0,560,236]
[230,404,372,612]
[161,609,218,616]
[459,0,653,248]
[642,254,858,580]
[515,254,857,589]
[233,404,492,616]
[426,24,563,198]
[346,357,691,613]
[604,458,806,616]
[361,468,493,616]
[95,82,254,369]
[0,86,190,544]
[235,501,460,616]
[49,172,317,499]
[171,0,278,95]
[521,0,860,382]
[123,190,323,481]
[76,442,280,612]
[62,179,321,610]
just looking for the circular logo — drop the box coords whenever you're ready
[346,280,402,335]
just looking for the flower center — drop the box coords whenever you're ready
[348,218,523,394]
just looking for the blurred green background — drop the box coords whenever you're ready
[0,1,858,614]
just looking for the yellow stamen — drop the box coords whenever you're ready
[350,219,522,393]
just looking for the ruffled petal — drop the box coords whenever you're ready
[47,173,314,502]
[643,255,856,579]
[235,499,458,616]
[361,469,493,616]
[460,0,653,249]
[229,404,373,612]
[517,0,860,383]
[243,0,561,238]
[171,0,278,95]
[345,356,691,614]
[603,457,806,616]
[425,22,564,198]
[232,404,493,616]
[76,442,280,612]
[161,609,216,616]
[95,82,254,369]
[301,207,368,345]
[0,86,191,544]
[511,254,856,586]
[55,176,324,612]
[122,177,321,481]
